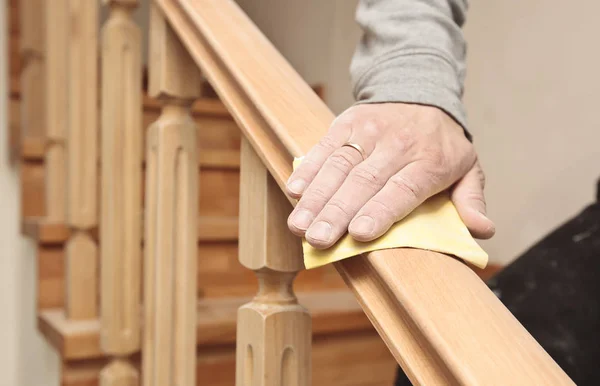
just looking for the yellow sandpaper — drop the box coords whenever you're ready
[293,158,489,270]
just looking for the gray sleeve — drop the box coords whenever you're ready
[350,0,469,130]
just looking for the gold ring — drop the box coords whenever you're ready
[342,142,367,161]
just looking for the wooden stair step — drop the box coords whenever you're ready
[20,138,241,170]
[38,290,373,360]
[61,329,396,386]
[23,216,239,245]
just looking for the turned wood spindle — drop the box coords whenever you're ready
[143,5,200,386]
[236,137,311,386]
[44,0,68,223]
[99,0,143,384]
[65,0,99,321]
[20,0,46,146]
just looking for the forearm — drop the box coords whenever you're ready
[351,0,469,131]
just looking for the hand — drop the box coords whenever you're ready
[286,103,495,249]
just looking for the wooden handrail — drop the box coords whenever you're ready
[157,0,574,384]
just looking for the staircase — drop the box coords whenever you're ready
[12,0,400,384]
[10,0,571,385]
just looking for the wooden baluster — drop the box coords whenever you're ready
[143,5,200,386]
[65,0,99,320]
[99,0,142,385]
[20,0,46,149]
[45,0,68,223]
[236,137,311,386]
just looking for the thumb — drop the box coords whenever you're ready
[451,162,496,239]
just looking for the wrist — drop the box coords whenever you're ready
[352,50,470,140]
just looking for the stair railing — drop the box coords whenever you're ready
[20,0,576,384]
[144,0,576,385]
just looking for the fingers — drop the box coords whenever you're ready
[285,134,346,198]
[286,104,492,249]
[287,145,364,236]
[348,162,439,241]
[285,110,378,199]
[302,151,401,248]
[451,162,496,239]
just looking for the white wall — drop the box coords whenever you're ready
[464,1,600,263]
[0,1,60,384]
[235,0,600,264]
[235,0,361,114]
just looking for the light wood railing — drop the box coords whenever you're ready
[151,0,575,385]
[17,0,576,384]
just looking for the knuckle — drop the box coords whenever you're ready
[292,157,319,176]
[306,186,330,202]
[366,199,398,221]
[417,156,448,187]
[327,150,356,172]
[389,135,410,153]
[423,165,445,187]
[463,191,487,209]
[351,164,383,187]
[361,118,385,137]
[293,199,321,218]
[423,147,446,169]
[296,189,329,212]
[389,174,422,201]
[325,198,352,218]
[316,135,338,153]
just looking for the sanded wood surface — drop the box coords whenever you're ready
[22,215,237,245]
[45,0,68,223]
[158,0,574,383]
[65,232,98,320]
[11,1,376,384]
[63,0,99,322]
[236,138,310,386]
[143,7,200,385]
[38,290,372,360]
[99,0,143,384]
[59,327,396,386]
[66,0,98,229]
[20,0,46,144]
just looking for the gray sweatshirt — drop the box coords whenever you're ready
[350,0,468,130]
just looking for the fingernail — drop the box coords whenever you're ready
[291,209,314,230]
[306,221,332,243]
[287,179,307,195]
[350,216,374,236]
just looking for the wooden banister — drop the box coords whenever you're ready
[143,5,201,386]
[65,0,99,321]
[100,0,143,384]
[237,137,311,385]
[156,0,574,384]
[20,0,46,145]
[45,0,68,223]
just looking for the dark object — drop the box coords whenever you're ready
[394,181,600,385]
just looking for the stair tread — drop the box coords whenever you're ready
[20,139,241,172]
[38,290,372,360]
[23,216,239,245]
